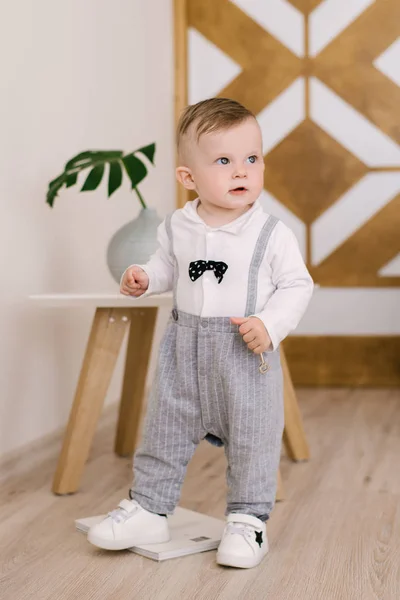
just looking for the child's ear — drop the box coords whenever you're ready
[176,166,196,190]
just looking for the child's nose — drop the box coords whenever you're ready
[233,166,247,178]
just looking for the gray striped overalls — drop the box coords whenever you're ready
[130,215,284,520]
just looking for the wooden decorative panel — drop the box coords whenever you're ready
[174,0,400,385]
[284,336,400,387]
[263,119,368,225]
[288,1,324,13]
[180,0,400,287]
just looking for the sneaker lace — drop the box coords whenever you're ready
[107,501,140,524]
[226,522,254,540]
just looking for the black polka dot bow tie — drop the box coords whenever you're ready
[189,260,228,284]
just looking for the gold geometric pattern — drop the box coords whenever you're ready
[313,0,400,143]
[188,0,303,115]
[312,194,400,287]
[263,119,368,224]
[188,0,400,287]
[287,0,324,14]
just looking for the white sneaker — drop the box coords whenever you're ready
[87,499,170,551]
[216,513,268,569]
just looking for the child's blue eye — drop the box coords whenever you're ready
[247,155,257,164]
[216,157,229,165]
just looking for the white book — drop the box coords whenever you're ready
[76,507,225,562]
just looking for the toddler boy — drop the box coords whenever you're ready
[88,98,313,569]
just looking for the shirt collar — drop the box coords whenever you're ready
[181,197,264,235]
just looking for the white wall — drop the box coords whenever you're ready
[0,1,174,456]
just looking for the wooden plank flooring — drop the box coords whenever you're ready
[0,388,399,599]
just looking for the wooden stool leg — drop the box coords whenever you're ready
[114,307,158,457]
[52,307,129,495]
[281,344,310,461]
[275,468,285,502]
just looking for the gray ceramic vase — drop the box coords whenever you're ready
[106,207,162,284]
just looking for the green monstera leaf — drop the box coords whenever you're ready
[46,143,156,209]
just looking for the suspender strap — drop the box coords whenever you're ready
[245,215,279,317]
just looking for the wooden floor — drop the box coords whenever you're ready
[1,388,400,600]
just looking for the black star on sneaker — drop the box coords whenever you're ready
[255,531,263,547]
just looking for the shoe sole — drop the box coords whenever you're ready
[87,531,170,551]
[216,551,268,569]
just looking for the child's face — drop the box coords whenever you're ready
[178,117,264,211]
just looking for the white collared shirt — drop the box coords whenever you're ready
[133,198,313,350]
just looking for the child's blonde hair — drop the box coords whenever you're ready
[177,98,255,151]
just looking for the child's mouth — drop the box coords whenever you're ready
[229,187,247,195]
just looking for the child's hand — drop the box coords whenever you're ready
[230,316,272,354]
[120,266,149,297]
